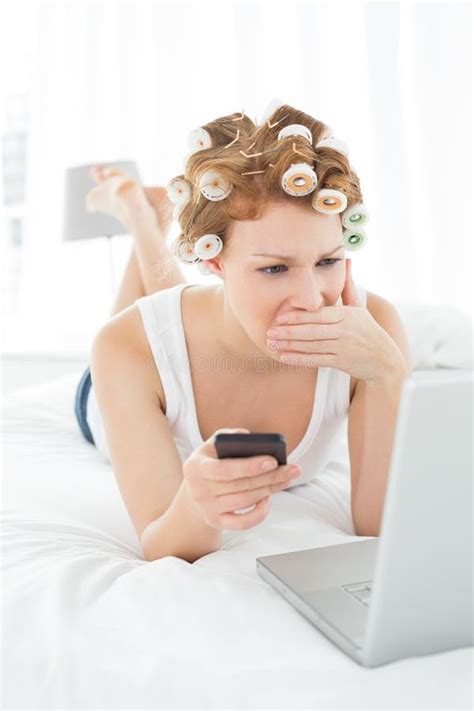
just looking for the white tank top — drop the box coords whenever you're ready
[87,282,367,487]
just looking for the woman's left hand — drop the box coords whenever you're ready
[266,259,402,383]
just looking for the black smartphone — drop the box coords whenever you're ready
[213,432,287,465]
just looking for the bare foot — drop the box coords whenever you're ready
[86,166,174,235]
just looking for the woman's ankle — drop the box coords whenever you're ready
[120,184,161,234]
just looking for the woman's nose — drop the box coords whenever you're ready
[289,275,323,312]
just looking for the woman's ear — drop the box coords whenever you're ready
[203,257,225,279]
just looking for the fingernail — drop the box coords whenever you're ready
[261,459,275,471]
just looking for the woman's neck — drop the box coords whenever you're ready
[208,285,296,376]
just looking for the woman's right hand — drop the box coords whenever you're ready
[182,427,301,531]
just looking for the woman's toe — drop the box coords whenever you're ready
[90,165,103,182]
[91,165,129,183]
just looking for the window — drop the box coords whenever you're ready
[2,92,29,320]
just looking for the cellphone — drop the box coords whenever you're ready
[214,432,287,465]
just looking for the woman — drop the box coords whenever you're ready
[74,102,411,563]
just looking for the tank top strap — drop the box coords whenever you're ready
[134,284,190,427]
[133,282,368,451]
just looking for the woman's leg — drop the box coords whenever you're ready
[109,187,188,317]
[110,245,146,316]
[78,171,188,443]
[110,238,187,316]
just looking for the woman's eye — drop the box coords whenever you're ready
[259,258,341,275]
[261,265,287,275]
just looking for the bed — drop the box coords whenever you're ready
[2,300,473,709]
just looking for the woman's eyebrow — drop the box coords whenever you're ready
[251,244,345,262]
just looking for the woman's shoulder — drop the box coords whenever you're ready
[100,301,149,353]
[100,284,219,411]
[109,282,214,344]
[95,302,168,411]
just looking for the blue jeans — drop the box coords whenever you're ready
[74,366,95,445]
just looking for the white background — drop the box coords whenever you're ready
[1,0,472,362]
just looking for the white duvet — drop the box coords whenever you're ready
[2,371,472,710]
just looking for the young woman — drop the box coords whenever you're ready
[74,103,411,563]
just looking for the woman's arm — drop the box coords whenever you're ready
[349,359,410,537]
[91,313,221,563]
[141,481,222,563]
[349,295,412,536]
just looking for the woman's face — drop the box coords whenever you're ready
[206,200,347,367]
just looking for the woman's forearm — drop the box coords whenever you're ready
[351,362,409,537]
[141,481,222,563]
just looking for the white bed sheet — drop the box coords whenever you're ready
[1,372,472,710]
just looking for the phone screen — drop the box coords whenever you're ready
[214,432,287,465]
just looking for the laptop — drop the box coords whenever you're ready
[256,368,473,667]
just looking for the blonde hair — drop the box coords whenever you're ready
[162,103,364,275]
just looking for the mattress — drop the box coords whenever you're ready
[2,371,472,709]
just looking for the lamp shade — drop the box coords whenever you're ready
[62,160,141,241]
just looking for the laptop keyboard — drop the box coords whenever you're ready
[341,580,374,606]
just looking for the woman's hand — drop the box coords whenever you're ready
[182,427,301,531]
[266,259,402,383]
